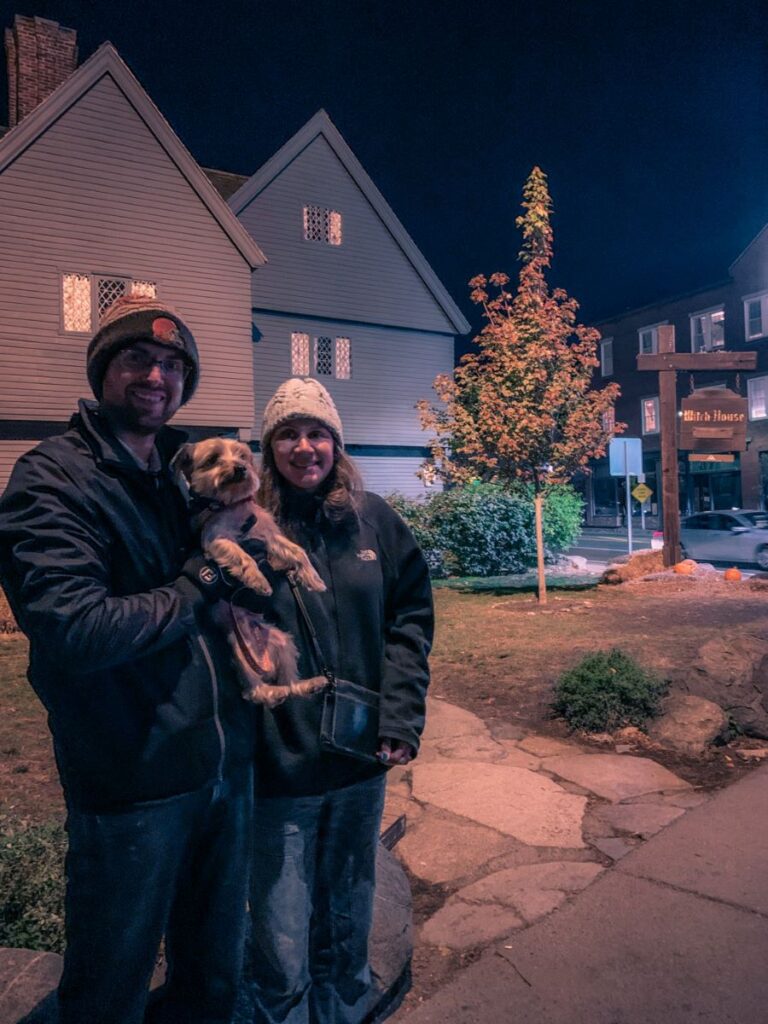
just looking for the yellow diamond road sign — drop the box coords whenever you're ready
[632,483,652,503]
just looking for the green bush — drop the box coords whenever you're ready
[388,482,583,578]
[0,820,66,952]
[552,649,667,733]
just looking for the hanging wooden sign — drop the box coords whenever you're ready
[679,387,747,452]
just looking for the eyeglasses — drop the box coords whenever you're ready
[116,347,191,380]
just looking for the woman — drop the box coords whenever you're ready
[247,377,433,1024]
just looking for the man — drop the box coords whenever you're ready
[0,295,253,1024]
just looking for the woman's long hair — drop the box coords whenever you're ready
[258,442,365,535]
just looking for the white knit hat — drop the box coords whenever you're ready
[261,378,344,450]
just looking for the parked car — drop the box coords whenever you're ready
[657,510,768,568]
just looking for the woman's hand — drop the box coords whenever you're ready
[376,738,415,766]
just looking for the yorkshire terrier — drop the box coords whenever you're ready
[173,438,328,706]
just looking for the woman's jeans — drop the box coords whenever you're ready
[248,773,387,1024]
[58,767,253,1024]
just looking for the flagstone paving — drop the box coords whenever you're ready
[392,696,704,953]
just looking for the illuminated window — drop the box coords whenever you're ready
[335,337,351,379]
[744,293,768,340]
[61,274,158,332]
[690,307,725,352]
[602,406,615,434]
[600,338,613,377]
[315,337,333,376]
[641,396,660,435]
[748,376,768,420]
[638,323,665,355]
[303,204,343,246]
[62,273,92,332]
[291,332,310,376]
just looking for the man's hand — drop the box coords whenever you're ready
[180,551,237,603]
[376,737,416,766]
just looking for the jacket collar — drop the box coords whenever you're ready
[70,399,188,473]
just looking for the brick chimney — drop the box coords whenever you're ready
[5,15,78,127]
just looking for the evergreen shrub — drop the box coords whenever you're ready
[0,820,66,953]
[388,482,583,578]
[553,648,667,733]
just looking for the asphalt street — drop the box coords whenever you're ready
[569,526,756,574]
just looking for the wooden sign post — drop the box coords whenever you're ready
[637,325,756,567]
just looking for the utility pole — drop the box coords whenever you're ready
[638,325,756,567]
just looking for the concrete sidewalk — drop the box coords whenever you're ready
[396,761,768,1023]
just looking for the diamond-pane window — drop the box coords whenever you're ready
[315,337,333,376]
[62,273,92,332]
[131,279,157,299]
[335,337,351,379]
[291,332,310,376]
[97,277,127,318]
[303,204,342,245]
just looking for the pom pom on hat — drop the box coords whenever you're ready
[86,295,200,404]
[262,378,344,450]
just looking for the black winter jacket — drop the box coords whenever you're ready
[0,401,253,811]
[254,491,433,797]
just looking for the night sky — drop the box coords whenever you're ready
[2,0,766,337]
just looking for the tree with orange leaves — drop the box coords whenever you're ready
[418,167,623,603]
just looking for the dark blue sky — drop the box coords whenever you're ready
[2,0,766,332]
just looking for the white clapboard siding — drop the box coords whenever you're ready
[240,134,455,334]
[0,72,254,427]
[353,456,437,499]
[251,314,453,445]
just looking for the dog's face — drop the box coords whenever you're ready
[175,438,258,504]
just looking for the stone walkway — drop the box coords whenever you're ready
[384,696,706,954]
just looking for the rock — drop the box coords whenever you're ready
[544,753,691,803]
[411,760,587,848]
[396,808,519,884]
[601,549,665,584]
[748,573,768,591]
[0,949,61,1024]
[592,837,636,860]
[648,695,728,755]
[420,901,523,950]
[457,861,604,924]
[591,803,685,838]
[421,699,489,743]
[517,735,578,757]
[678,634,768,738]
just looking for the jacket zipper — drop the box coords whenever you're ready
[196,633,225,782]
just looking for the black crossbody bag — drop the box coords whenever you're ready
[287,573,381,764]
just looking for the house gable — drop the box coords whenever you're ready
[0,43,263,434]
[230,110,469,335]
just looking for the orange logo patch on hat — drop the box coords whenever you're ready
[152,317,181,345]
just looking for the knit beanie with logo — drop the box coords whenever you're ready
[261,378,344,451]
[86,295,200,404]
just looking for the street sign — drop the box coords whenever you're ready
[688,453,735,462]
[632,483,652,503]
[609,437,643,477]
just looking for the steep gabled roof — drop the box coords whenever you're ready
[729,223,768,274]
[228,109,470,334]
[0,42,266,270]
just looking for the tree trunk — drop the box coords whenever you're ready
[534,492,547,605]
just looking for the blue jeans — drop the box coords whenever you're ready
[58,768,253,1024]
[247,773,386,1024]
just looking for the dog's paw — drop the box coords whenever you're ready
[298,565,326,592]
[241,564,273,595]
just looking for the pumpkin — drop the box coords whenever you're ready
[674,559,697,575]
[724,567,742,582]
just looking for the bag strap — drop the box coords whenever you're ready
[286,571,336,686]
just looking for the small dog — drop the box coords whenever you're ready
[173,438,328,706]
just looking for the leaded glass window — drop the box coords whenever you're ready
[62,273,92,332]
[291,332,310,376]
[303,205,342,246]
[335,337,351,379]
[315,337,333,376]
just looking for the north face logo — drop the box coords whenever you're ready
[357,549,377,562]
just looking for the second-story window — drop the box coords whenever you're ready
[638,323,665,355]
[290,332,352,379]
[600,338,613,377]
[744,293,768,340]
[303,204,343,246]
[690,307,725,352]
[748,376,768,420]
